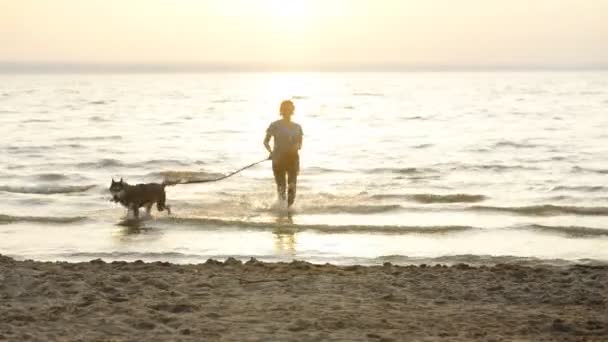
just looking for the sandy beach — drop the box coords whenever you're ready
[0,255,606,341]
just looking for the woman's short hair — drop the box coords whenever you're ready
[280,100,295,115]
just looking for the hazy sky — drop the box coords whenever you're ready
[2,0,608,70]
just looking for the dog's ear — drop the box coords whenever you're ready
[111,178,115,183]
[120,178,123,184]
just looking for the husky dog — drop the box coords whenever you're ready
[109,178,171,219]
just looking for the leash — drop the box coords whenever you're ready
[163,157,270,186]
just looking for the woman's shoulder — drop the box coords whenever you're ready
[267,120,280,129]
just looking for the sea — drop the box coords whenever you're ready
[1,71,608,265]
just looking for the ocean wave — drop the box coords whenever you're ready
[448,163,537,172]
[138,159,192,167]
[0,214,86,224]
[412,143,433,149]
[88,100,107,105]
[64,135,122,141]
[31,173,70,181]
[76,158,192,169]
[157,216,475,234]
[89,116,107,122]
[352,92,383,97]
[0,184,95,195]
[522,224,608,237]
[76,158,124,168]
[570,166,608,175]
[304,166,349,174]
[410,194,486,204]
[164,217,608,238]
[402,116,426,120]
[470,205,608,216]
[304,204,404,214]
[143,216,608,238]
[210,98,245,103]
[493,141,540,149]
[551,185,607,192]
[5,143,85,152]
[365,167,436,175]
[544,195,576,202]
[371,193,486,204]
[22,118,51,123]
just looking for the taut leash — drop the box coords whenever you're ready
[162,158,269,186]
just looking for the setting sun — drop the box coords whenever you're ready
[265,0,312,21]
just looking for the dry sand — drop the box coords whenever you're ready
[0,255,606,341]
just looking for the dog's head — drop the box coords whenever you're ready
[109,178,126,201]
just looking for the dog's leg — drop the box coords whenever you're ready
[157,193,171,215]
[131,205,139,219]
[145,203,153,217]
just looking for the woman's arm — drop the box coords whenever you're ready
[264,132,272,157]
[263,133,272,153]
[297,125,303,150]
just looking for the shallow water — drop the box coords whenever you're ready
[1,72,608,265]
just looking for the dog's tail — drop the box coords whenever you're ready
[161,180,180,187]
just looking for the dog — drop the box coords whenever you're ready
[109,178,171,219]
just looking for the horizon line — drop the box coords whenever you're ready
[1,62,607,73]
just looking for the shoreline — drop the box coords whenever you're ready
[1,255,606,341]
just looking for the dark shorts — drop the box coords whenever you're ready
[272,153,299,185]
[272,153,299,205]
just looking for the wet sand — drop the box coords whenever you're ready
[0,255,606,341]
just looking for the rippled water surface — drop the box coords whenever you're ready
[1,72,608,264]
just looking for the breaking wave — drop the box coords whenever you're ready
[372,255,606,267]
[38,252,607,266]
[18,252,607,267]
[61,251,209,261]
[156,216,475,234]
